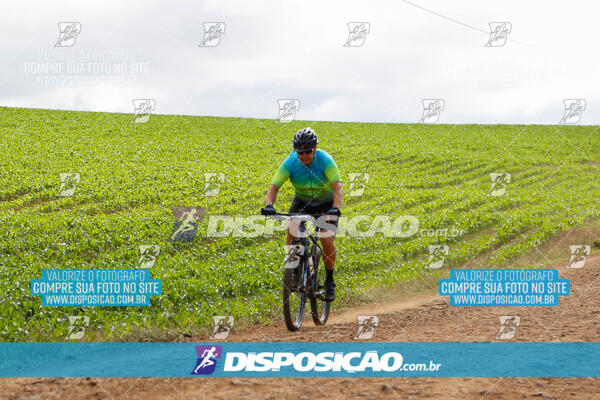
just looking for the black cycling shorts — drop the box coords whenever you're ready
[288,196,337,232]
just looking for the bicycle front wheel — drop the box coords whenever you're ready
[283,267,306,331]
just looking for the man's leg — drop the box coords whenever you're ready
[320,232,337,301]
[285,221,300,289]
[286,196,304,245]
[286,221,298,245]
[320,234,336,270]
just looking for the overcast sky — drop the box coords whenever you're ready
[1,0,599,124]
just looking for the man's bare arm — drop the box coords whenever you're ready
[332,181,343,209]
[265,184,280,205]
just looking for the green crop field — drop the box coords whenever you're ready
[1,106,600,341]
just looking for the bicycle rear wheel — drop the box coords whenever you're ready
[310,249,330,325]
[283,266,306,331]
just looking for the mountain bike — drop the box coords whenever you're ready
[268,213,332,331]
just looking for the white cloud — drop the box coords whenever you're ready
[1,0,599,123]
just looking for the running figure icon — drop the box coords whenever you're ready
[193,346,218,374]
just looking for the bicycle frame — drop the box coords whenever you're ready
[269,212,332,330]
[272,213,325,296]
[293,218,322,295]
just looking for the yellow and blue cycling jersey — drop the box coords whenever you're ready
[271,149,341,205]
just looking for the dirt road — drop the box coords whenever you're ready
[2,255,599,399]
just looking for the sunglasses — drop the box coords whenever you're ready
[297,149,314,155]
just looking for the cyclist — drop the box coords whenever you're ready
[261,127,343,301]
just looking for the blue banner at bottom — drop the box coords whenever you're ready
[0,342,598,377]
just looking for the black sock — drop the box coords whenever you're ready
[325,269,334,283]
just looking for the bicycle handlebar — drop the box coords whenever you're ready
[271,212,329,217]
